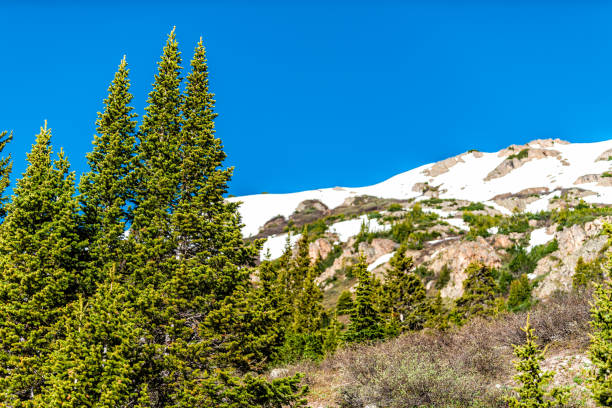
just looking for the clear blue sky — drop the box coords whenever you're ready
[2,1,612,196]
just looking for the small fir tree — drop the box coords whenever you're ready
[573,256,603,289]
[336,290,354,315]
[506,315,569,408]
[343,256,385,343]
[453,262,498,323]
[508,273,532,311]
[382,244,431,332]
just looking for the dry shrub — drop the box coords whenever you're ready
[330,290,591,408]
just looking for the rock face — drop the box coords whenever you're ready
[574,174,612,186]
[428,237,502,299]
[422,151,483,178]
[533,218,611,299]
[596,148,612,161]
[309,238,333,262]
[357,238,397,264]
[485,149,566,181]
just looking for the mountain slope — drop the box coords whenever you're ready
[230,138,612,240]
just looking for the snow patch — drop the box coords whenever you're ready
[368,252,394,272]
[527,228,555,252]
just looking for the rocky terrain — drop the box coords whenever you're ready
[228,138,612,407]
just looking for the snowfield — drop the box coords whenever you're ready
[229,139,612,239]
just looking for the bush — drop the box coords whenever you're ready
[458,202,485,211]
[507,274,532,311]
[336,291,354,315]
[435,264,451,289]
[387,203,403,212]
[507,148,529,161]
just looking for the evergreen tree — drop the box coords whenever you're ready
[0,123,84,403]
[573,256,603,290]
[0,130,12,219]
[382,244,430,332]
[343,256,385,343]
[453,262,498,323]
[336,290,354,315]
[79,56,138,281]
[39,266,151,407]
[588,251,612,406]
[506,315,569,408]
[129,27,183,289]
[508,273,532,311]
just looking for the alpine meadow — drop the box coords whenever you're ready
[1,27,612,408]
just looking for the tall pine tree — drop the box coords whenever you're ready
[0,123,84,404]
[79,56,138,282]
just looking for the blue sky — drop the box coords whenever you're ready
[2,1,612,196]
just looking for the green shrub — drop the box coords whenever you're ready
[458,202,485,211]
[507,274,532,311]
[387,203,403,212]
[507,149,529,161]
[336,290,354,315]
[435,264,451,289]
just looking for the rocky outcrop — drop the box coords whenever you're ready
[596,148,612,162]
[427,237,502,299]
[259,215,287,236]
[309,238,333,262]
[490,187,549,212]
[358,238,397,264]
[574,174,612,186]
[533,218,611,299]
[486,149,566,181]
[497,139,568,157]
[422,151,483,178]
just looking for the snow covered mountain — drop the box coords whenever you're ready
[230,138,612,241]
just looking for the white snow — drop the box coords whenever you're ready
[487,226,499,234]
[260,233,302,261]
[230,139,612,240]
[328,215,390,243]
[367,252,394,272]
[527,228,555,252]
[446,218,470,231]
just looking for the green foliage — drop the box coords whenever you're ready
[0,123,86,401]
[79,56,137,284]
[458,201,485,211]
[381,245,432,332]
[552,205,612,230]
[603,172,612,178]
[506,315,569,408]
[507,274,532,311]
[507,148,529,161]
[0,130,12,219]
[387,203,403,212]
[588,250,612,406]
[435,264,452,289]
[453,262,498,323]
[573,256,603,289]
[336,290,354,315]
[507,240,558,278]
[343,256,385,343]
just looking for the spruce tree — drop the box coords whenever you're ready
[506,315,569,408]
[588,251,612,406]
[39,266,151,407]
[129,27,183,289]
[343,256,385,343]
[0,123,84,403]
[453,262,498,323]
[79,56,137,281]
[383,244,430,332]
[0,130,12,219]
